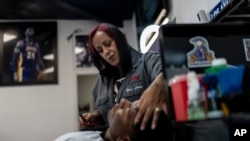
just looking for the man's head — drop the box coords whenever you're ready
[25,27,35,36]
[105,99,173,141]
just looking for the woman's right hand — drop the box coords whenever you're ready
[79,111,104,129]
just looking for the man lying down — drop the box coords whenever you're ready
[55,98,230,141]
[55,99,174,141]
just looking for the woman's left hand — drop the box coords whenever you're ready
[134,73,168,130]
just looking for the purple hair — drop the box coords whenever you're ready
[88,23,132,79]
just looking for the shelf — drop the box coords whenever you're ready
[210,0,248,23]
[75,68,98,76]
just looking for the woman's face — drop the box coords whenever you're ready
[92,30,121,68]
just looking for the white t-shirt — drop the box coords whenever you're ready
[54,131,104,141]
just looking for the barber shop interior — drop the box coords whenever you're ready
[0,0,250,141]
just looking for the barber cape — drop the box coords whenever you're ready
[54,131,104,141]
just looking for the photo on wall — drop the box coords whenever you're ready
[0,21,58,86]
[243,38,250,61]
[74,34,97,75]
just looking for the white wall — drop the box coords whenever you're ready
[0,18,137,141]
[0,20,97,141]
[172,0,220,23]
[123,13,139,50]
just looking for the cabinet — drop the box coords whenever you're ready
[77,74,98,113]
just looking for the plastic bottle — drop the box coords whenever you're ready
[205,58,227,74]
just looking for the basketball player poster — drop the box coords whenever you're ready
[0,21,58,86]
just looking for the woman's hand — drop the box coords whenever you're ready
[134,73,168,130]
[79,111,104,129]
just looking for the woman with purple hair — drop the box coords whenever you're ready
[79,23,167,132]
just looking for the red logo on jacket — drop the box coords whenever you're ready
[130,75,140,81]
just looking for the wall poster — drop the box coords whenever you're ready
[0,21,58,86]
[73,34,97,75]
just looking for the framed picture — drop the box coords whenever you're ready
[73,34,97,75]
[243,38,250,62]
[0,21,58,86]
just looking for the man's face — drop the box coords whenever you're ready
[25,27,35,37]
[105,99,138,141]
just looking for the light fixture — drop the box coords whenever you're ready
[161,18,169,25]
[4,34,17,42]
[154,9,167,25]
[140,24,160,54]
[139,15,170,54]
